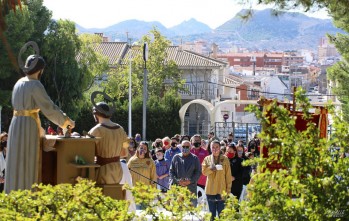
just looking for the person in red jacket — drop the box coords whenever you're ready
[47,123,57,135]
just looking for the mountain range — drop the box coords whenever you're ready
[76,18,212,42]
[75,9,344,51]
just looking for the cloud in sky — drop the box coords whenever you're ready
[43,0,330,29]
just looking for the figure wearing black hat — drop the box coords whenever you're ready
[88,93,129,188]
[5,51,75,193]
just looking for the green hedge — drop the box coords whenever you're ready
[0,179,132,221]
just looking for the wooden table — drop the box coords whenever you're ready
[41,135,100,185]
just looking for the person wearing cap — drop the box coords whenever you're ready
[5,55,75,193]
[88,101,129,185]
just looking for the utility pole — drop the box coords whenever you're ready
[142,43,148,141]
[127,32,132,137]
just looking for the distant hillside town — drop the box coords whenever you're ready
[76,9,342,51]
[92,30,339,138]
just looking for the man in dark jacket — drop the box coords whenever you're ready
[170,140,201,206]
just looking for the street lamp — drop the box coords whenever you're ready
[142,43,148,141]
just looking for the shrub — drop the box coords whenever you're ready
[126,182,210,221]
[219,89,349,220]
[0,179,133,221]
[2,90,348,220]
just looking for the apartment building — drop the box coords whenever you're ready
[318,36,339,63]
[217,51,304,73]
[91,40,239,136]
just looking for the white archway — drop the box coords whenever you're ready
[179,99,215,135]
[179,99,260,135]
[179,99,340,135]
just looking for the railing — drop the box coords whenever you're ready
[184,120,210,137]
[180,83,217,99]
[215,122,262,144]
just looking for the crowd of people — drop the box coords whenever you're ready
[3,121,259,219]
[1,51,258,219]
[125,132,261,219]
[3,48,348,220]
[0,49,257,218]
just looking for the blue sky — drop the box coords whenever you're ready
[43,0,329,29]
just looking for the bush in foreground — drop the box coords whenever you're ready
[0,179,132,221]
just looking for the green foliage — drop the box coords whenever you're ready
[41,19,82,117]
[215,193,241,220]
[0,179,133,220]
[74,103,96,134]
[1,5,32,76]
[94,29,183,139]
[326,33,349,122]
[3,92,348,220]
[41,20,109,120]
[141,29,185,96]
[103,28,184,100]
[216,89,349,220]
[77,34,109,92]
[25,0,52,46]
[73,89,181,139]
[127,182,210,221]
[0,1,109,129]
[239,0,347,16]
[145,91,182,140]
[0,0,51,130]
[0,0,51,83]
